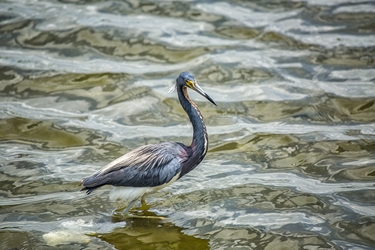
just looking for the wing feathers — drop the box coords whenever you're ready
[81,142,189,192]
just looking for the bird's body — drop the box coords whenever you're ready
[81,72,216,213]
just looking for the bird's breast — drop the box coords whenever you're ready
[109,186,154,202]
[109,172,181,202]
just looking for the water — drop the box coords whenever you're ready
[1,0,375,249]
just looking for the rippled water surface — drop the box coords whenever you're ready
[1,0,375,249]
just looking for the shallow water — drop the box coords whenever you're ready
[1,0,375,249]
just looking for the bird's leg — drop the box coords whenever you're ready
[139,194,151,211]
[132,195,166,220]
[121,198,138,215]
[141,194,147,207]
[113,198,138,216]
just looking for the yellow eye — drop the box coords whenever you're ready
[185,80,195,88]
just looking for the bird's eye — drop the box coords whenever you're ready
[185,80,194,88]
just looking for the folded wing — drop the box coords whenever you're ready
[81,142,190,194]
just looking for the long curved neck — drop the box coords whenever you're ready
[177,85,208,162]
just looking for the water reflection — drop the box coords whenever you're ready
[1,0,375,249]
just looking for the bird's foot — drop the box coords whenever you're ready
[128,202,166,220]
[111,207,166,221]
[139,199,151,211]
[112,198,138,217]
[126,213,167,220]
[111,197,166,220]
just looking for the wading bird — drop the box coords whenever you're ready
[81,72,216,214]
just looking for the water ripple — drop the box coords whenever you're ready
[1,0,375,249]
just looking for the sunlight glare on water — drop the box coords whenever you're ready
[0,0,375,249]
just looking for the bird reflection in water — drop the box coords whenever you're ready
[81,72,216,216]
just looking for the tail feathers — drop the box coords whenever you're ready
[80,173,106,195]
[80,186,99,195]
[81,176,105,194]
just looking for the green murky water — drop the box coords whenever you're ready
[1,0,375,249]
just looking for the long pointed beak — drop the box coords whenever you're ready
[192,83,217,106]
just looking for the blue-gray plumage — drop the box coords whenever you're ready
[81,72,216,214]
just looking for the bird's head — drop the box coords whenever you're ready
[175,72,217,106]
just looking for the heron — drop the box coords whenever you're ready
[81,72,216,214]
